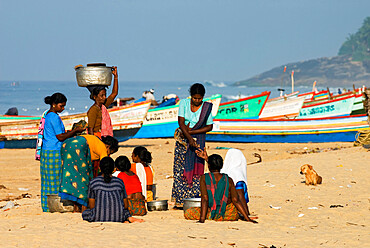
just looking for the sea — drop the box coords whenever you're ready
[0,80,329,117]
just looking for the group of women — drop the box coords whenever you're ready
[39,71,257,223]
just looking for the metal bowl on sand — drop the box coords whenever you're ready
[183,198,201,212]
[147,200,168,211]
[47,194,74,213]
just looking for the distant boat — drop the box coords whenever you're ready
[134,94,222,138]
[0,101,151,149]
[207,114,369,143]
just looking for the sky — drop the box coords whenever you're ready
[0,0,369,83]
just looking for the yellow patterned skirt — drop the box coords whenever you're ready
[184,203,238,221]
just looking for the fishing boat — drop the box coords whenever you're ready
[302,87,366,115]
[0,101,151,149]
[206,114,369,143]
[134,94,222,138]
[259,93,305,120]
[215,91,270,119]
[0,115,39,123]
[297,94,355,119]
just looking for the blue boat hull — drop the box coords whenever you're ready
[206,131,359,143]
[134,122,178,138]
[0,128,140,149]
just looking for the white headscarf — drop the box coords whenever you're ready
[220,149,248,185]
[134,162,147,199]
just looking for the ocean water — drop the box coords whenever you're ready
[0,80,322,116]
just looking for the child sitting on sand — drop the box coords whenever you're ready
[82,157,144,223]
[184,154,257,223]
[131,146,155,201]
[115,156,147,216]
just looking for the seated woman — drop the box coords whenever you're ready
[82,157,144,223]
[130,146,155,201]
[58,135,119,212]
[196,148,257,222]
[184,154,257,223]
[115,156,147,216]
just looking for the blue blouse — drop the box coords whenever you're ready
[178,98,213,128]
[42,112,65,150]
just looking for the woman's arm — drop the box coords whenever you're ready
[188,124,213,135]
[178,116,197,147]
[236,189,251,216]
[199,175,208,223]
[88,198,95,209]
[56,127,85,142]
[123,198,129,210]
[105,66,119,107]
[229,178,257,223]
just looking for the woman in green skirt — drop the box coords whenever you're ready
[39,93,84,212]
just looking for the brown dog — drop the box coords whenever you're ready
[300,164,322,185]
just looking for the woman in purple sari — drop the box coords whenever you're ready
[171,83,213,208]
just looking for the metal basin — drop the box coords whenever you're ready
[75,64,113,87]
[152,183,157,200]
[183,198,201,212]
[147,200,168,211]
[47,194,74,213]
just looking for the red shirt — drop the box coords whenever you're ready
[117,172,142,195]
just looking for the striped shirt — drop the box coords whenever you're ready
[82,176,131,222]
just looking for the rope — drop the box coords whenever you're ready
[354,129,370,146]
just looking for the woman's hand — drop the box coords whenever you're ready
[195,147,208,161]
[188,137,199,148]
[112,66,118,77]
[74,127,86,134]
[244,217,258,223]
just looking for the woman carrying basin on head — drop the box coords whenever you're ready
[87,66,119,138]
[86,66,118,177]
[171,83,213,208]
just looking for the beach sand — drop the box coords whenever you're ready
[0,139,369,247]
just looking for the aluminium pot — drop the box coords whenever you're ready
[75,63,113,87]
[146,200,168,211]
[183,198,201,212]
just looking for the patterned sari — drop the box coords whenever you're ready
[184,173,238,221]
[171,102,213,206]
[58,136,93,206]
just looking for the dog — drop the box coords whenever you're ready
[300,164,322,185]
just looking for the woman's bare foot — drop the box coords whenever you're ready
[127,217,144,223]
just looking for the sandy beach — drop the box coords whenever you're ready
[0,138,369,247]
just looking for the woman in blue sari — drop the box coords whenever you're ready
[171,83,213,208]
[39,93,84,212]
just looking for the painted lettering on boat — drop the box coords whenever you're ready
[145,109,178,122]
[218,104,249,116]
[300,105,335,117]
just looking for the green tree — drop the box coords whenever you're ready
[338,17,370,61]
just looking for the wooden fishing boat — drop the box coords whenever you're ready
[0,115,39,123]
[134,94,222,138]
[302,87,366,115]
[259,94,305,120]
[206,114,369,143]
[297,94,355,119]
[215,91,270,120]
[0,101,151,149]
